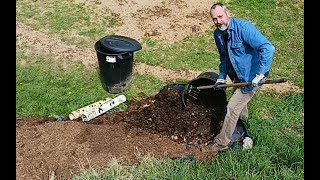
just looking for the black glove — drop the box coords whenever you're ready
[213,79,226,90]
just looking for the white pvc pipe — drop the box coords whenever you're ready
[68,97,112,120]
[81,95,126,122]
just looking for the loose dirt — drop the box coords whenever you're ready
[16,1,303,179]
[16,88,225,180]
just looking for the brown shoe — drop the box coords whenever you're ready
[200,143,229,153]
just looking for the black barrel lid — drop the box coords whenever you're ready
[100,35,142,53]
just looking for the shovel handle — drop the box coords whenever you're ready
[195,78,288,90]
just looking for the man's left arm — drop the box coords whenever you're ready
[241,22,275,75]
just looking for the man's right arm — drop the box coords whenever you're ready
[214,32,227,80]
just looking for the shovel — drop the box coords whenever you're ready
[181,77,288,108]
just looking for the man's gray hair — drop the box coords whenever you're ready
[211,3,228,12]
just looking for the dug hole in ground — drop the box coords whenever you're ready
[16,71,252,180]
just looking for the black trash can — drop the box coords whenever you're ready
[188,71,227,110]
[188,71,252,149]
[95,35,142,94]
[187,71,228,136]
[161,71,252,149]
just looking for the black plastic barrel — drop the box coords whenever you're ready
[161,71,251,148]
[188,71,228,135]
[188,71,227,109]
[94,35,142,94]
[160,71,227,135]
[189,71,251,148]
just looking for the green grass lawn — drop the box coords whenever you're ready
[16,0,304,179]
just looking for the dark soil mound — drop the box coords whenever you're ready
[16,88,227,180]
[118,88,226,145]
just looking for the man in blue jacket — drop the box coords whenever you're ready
[201,3,275,153]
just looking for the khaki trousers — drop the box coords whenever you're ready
[214,87,257,147]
